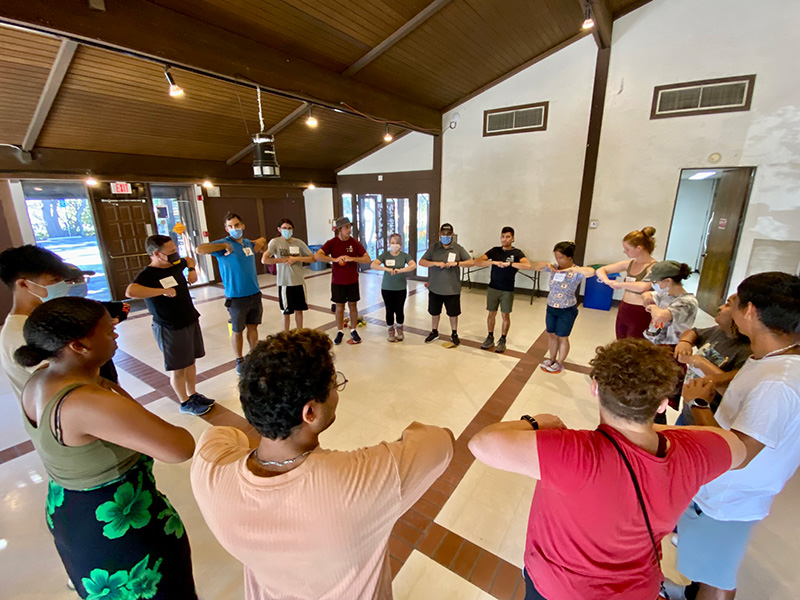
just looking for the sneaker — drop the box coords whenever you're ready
[333,331,344,345]
[542,358,554,368]
[235,357,245,375]
[188,392,215,406]
[387,326,396,342]
[180,396,213,416]
[450,332,460,346]
[494,338,507,353]
[395,325,404,341]
[350,330,362,344]
[660,579,686,600]
[480,333,494,350]
[424,330,439,343]
[671,533,678,547]
[541,361,562,373]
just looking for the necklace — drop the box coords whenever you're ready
[250,448,314,467]
[762,343,800,359]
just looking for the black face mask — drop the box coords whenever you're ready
[166,252,181,264]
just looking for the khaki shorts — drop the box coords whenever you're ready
[487,287,514,314]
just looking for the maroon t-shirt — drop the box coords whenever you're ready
[320,236,367,285]
[526,425,731,599]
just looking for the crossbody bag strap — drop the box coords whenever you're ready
[597,428,661,567]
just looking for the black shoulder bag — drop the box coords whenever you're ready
[597,428,668,599]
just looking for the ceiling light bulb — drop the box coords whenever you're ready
[202,180,214,188]
[85,177,98,186]
[383,125,393,142]
[308,183,316,190]
[306,107,318,128]
[582,5,594,29]
[34,187,43,191]
[164,67,184,97]
[688,171,717,181]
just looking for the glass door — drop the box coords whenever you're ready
[150,185,209,284]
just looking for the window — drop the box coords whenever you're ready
[483,102,548,136]
[651,75,756,119]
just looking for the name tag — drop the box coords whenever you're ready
[552,272,566,282]
[289,246,300,255]
[159,276,178,288]
[625,276,636,283]
[447,252,456,263]
[243,247,254,257]
[385,259,396,267]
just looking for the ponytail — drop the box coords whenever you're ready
[14,344,54,368]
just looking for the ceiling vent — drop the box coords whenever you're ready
[484,102,548,136]
[651,75,756,119]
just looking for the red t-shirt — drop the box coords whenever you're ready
[526,425,731,600]
[320,236,367,285]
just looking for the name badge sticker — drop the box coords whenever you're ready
[447,252,457,263]
[625,276,636,283]
[159,276,179,288]
[243,247,254,257]
[552,272,567,282]
[289,246,300,255]
[385,259,396,267]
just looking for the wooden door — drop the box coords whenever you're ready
[89,182,156,301]
[696,168,755,313]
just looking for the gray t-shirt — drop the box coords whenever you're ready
[421,241,471,296]
[644,292,698,345]
[266,236,313,287]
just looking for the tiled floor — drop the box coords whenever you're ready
[1,267,798,599]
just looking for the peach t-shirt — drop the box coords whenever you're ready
[191,422,453,600]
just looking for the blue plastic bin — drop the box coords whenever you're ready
[308,245,327,271]
[583,269,618,311]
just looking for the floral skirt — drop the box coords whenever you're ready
[46,455,197,599]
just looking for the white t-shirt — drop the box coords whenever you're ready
[0,314,36,399]
[694,354,800,521]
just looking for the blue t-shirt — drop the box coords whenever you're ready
[211,237,260,298]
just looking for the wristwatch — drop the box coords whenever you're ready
[690,399,710,409]
[187,267,196,271]
[520,415,539,430]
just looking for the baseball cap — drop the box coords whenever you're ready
[644,260,682,282]
[440,223,454,234]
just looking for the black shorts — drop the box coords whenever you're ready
[331,282,360,304]
[428,291,461,317]
[225,292,263,333]
[152,320,205,371]
[278,285,308,314]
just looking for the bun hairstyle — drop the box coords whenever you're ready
[623,227,656,254]
[553,240,576,258]
[15,297,107,368]
[674,262,693,282]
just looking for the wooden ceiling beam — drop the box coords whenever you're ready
[343,0,453,77]
[226,102,309,166]
[0,0,441,133]
[579,0,613,49]
[22,38,77,151]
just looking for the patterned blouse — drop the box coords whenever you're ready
[545,267,585,309]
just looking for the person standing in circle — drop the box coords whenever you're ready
[371,233,416,342]
[17,297,197,599]
[596,227,658,339]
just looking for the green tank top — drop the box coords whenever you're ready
[22,383,140,490]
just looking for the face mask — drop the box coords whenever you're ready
[390,243,401,253]
[27,279,68,302]
[441,235,452,245]
[229,228,243,239]
[166,252,181,264]
[67,282,88,298]
[281,229,293,239]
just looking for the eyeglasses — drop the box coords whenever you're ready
[331,371,348,392]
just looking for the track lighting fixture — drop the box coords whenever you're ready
[582,4,595,29]
[164,67,184,97]
[383,125,393,142]
[306,107,318,128]
[253,133,280,179]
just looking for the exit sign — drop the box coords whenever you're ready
[111,182,132,194]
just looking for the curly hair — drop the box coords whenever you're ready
[738,272,800,334]
[589,338,683,423]
[0,244,70,289]
[239,329,336,440]
[15,297,107,367]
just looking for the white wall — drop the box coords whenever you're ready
[441,36,597,288]
[338,132,434,175]
[665,178,716,271]
[587,0,800,297]
[303,187,334,246]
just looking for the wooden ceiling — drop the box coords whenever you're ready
[0,0,650,181]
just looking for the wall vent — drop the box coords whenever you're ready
[483,102,548,136]
[651,75,756,119]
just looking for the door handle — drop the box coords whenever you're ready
[109,252,149,260]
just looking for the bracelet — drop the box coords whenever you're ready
[520,415,539,430]
[187,267,196,271]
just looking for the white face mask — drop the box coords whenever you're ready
[389,243,401,253]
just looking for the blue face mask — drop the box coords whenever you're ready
[281,229,293,240]
[441,235,452,245]
[27,279,69,302]
[67,282,88,298]
[228,228,244,239]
